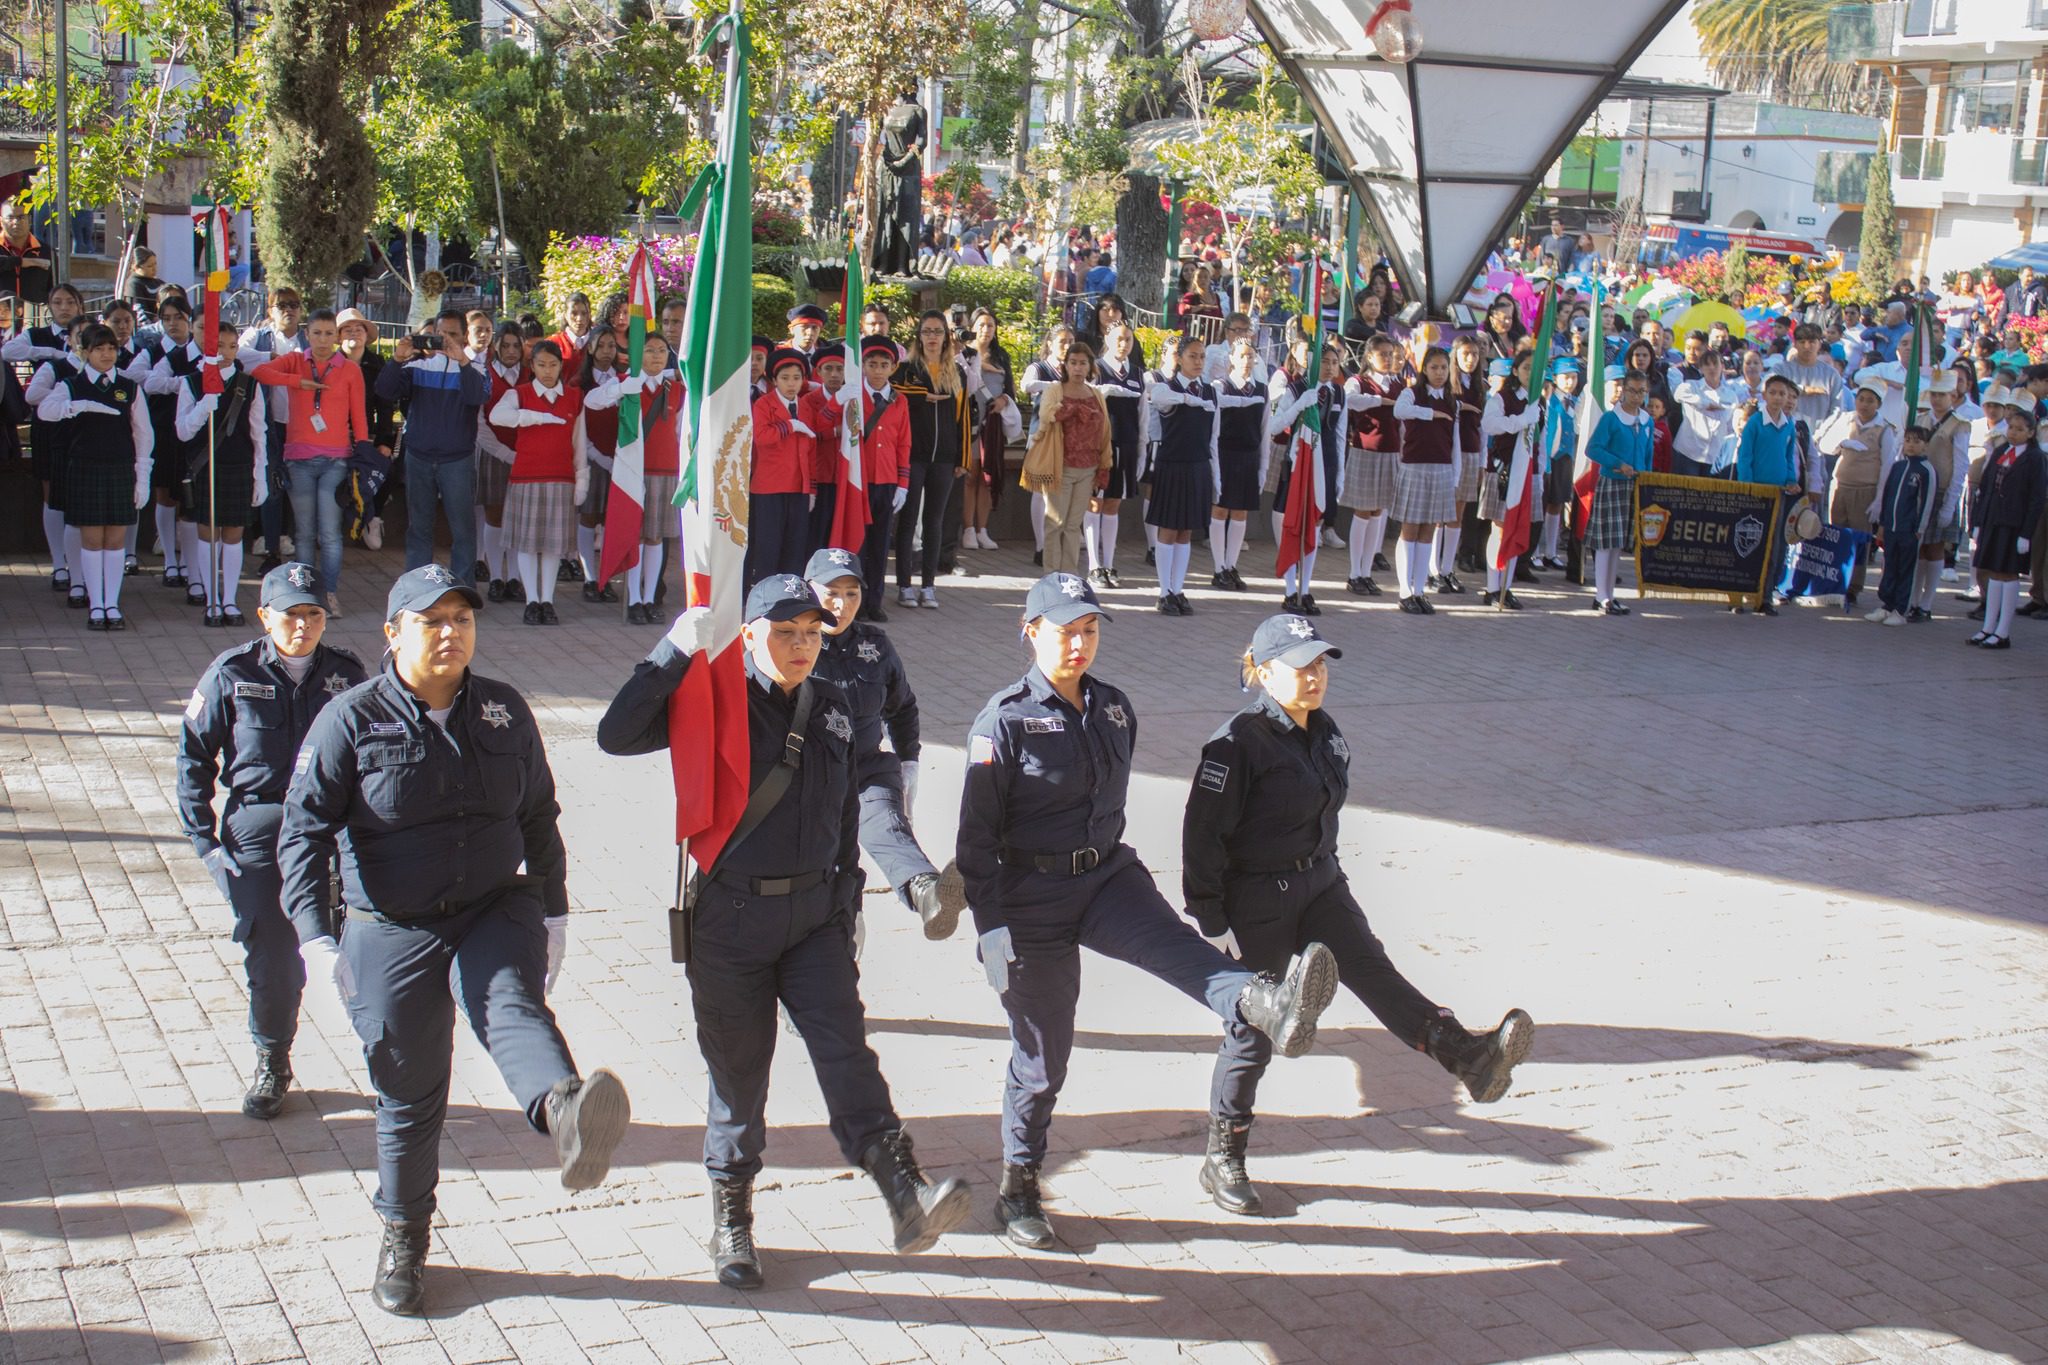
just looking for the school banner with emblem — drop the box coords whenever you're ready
[1778,523,1868,600]
[1631,473,1784,607]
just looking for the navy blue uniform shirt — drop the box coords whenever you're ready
[177,639,367,855]
[278,663,568,942]
[814,622,919,787]
[956,667,1137,934]
[1180,693,1349,936]
[596,639,859,882]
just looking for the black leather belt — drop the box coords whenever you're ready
[1001,846,1103,875]
[709,868,828,896]
[1250,853,1324,875]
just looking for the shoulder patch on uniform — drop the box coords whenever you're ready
[1329,735,1350,760]
[233,681,276,700]
[1022,716,1065,734]
[293,748,313,776]
[1198,760,1230,792]
[970,734,996,764]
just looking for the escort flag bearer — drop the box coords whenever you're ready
[177,562,366,1118]
[278,565,629,1317]
[804,547,966,937]
[597,576,971,1291]
[1182,615,1534,1215]
[957,572,1340,1250]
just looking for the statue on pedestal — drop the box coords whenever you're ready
[870,89,926,278]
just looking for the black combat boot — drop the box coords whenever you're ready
[1198,1117,1261,1215]
[240,1048,291,1120]
[1425,1009,1535,1103]
[857,1130,971,1253]
[996,1162,1055,1249]
[1235,942,1339,1058]
[547,1069,631,1192]
[708,1177,764,1289]
[370,1218,431,1315]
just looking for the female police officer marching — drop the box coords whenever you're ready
[278,565,630,1317]
[957,572,1341,1250]
[804,547,967,938]
[178,561,365,1120]
[1183,614,1535,1215]
[597,576,970,1292]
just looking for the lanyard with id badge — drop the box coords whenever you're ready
[308,354,337,433]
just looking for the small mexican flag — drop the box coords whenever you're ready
[826,241,870,552]
[198,206,231,394]
[599,244,658,588]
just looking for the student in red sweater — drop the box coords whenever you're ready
[477,323,528,603]
[575,330,626,602]
[488,340,588,624]
[854,335,912,619]
[250,308,368,615]
[1388,346,1460,614]
[799,341,850,557]
[748,346,815,590]
[584,331,684,624]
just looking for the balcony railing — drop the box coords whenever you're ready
[1902,0,1959,36]
[2032,0,2048,29]
[2016,138,2048,187]
[1827,3,1900,62]
[1898,136,1946,180]
[1814,149,1874,202]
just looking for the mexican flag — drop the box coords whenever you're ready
[665,11,755,868]
[1498,280,1560,570]
[1274,255,1325,580]
[825,242,870,552]
[198,206,231,394]
[1571,282,1610,547]
[1902,299,1938,419]
[599,244,658,588]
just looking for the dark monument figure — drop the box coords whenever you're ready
[871,90,927,278]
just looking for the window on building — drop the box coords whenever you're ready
[1948,64,2025,135]
[1904,0,1959,37]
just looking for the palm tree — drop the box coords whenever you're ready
[1692,0,1888,116]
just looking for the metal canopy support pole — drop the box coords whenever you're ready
[1699,98,1717,221]
[1340,192,1361,327]
[1161,179,1183,326]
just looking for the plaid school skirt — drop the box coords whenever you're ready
[505,480,577,559]
[581,460,612,519]
[62,453,140,528]
[1455,449,1483,504]
[476,450,511,506]
[1390,460,1457,526]
[1477,463,1511,522]
[1583,475,1636,552]
[641,473,680,542]
[1340,447,1395,512]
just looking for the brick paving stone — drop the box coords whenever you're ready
[4,543,2047,1363]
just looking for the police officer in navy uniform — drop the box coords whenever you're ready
[1186,614,1534,1216]
[805,547,966,938]
[177,561,365,1119]
[597,576,970,1291]
[278,565,630,1317]
[957,572,1341,1250]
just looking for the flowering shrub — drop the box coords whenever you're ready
[540,233,696,325]
[753,204,806,248]
[2011,314,2048,361]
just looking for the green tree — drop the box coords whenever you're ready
[359,0,480,290]
[1859,145,1898,293]
[1692,0,1885,115]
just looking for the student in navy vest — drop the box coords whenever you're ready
[36,321,154,630]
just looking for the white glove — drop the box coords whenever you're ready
[68,400,121,418]
[1203,928,1242,960]
[2022,537,2033,556]
[532,413,568,427]
[978,925,1016,994]
[621,374,644,395]
[663,604,714,656]
[1866,502,1880,524]
[543,916,567,994]
[807,492,816,511]
[191,392,219,416]
[892,485,908,513]
[900,760,918,812]
[300,935,356,1009]
[202,355,222,368]
[252,477,268,508]
[789,420,816,439]
[574,472,590,505]
[1840,439,1866,451]
[201,845,241,899]
[135,479,151,510]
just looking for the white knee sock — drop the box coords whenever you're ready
[1412,539,1433,594]
[1224,517,1246,570]
[1348,532,1371,580]
[178,520,201,584]
[1993,579,2018,637]
[123,523,139,560]
[1595,549,1618,602]
[1175,541,1193,592]
[67,527,84,588]
[1208,516,1226,569]
[1270,510,1285,547]
[1542,513,1561,559]
[1486,563,1504,592]
[192,539,215,607]
[1914,560,1938,612]
[219,542,244,609]
[1438,526,1462,575]
[1099,512,1119,570]
[517,552,544,607]
[1084,516,1102,572]
[1301,548,1317,593]
[1144,502,1158,552]
[154,505,180,572]
[104,549,126,611]
[474,508,489,568]
[82,550,106,610]
[1030,492,1045,551]
[577,524,600,581]
[43,508,65,571]
[1393,540,1414,596]
[640,541,664,603]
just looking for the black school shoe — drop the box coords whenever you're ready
[1297,594,1321,616]
[523,602,543,625]
[1372,552,1390,572]
[505,578,527,603]
[487,578,507,603]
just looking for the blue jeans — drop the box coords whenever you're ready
[403,452,477,583]
[285,456,347,596]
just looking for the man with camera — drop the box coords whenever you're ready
[376,308,489,584]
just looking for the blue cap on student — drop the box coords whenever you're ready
[1487,357,1513,379]
[261,561,322,613]
[1552,357,1581,377]
[1604,363,1628,382]
[386,563,483,621]
[744,574,829,624]
[1023,572,1111,625]
[1250,613,1342,668]
[804,547,862,584]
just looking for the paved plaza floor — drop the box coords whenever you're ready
[2,539,2045,1364]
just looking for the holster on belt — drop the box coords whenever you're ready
[670,854,700,966]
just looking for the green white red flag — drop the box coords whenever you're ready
[599,244,658,587]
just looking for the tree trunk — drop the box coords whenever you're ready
[1116,170,1167,314]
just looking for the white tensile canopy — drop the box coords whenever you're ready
[1245,0,1687,314]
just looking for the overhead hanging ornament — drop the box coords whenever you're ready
[1366,0,1423,64]
[1187,0,1246,42]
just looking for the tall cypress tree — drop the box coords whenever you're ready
[1858,148,1898,298]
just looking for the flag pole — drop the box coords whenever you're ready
[208,408,219,614]
[1300,255,1321,594]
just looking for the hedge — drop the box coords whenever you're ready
[751,274,796,340]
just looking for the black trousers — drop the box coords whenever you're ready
[745,491,809,591]
[217,798,305,1054]
[687,874,898,1179]
[1209,857,1444,1123]
[894,460,957,590]
[859,483,896,605]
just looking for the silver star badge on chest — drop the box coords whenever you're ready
[824,708,853,742]
[479,700,511,728]
[325,675,348,696]
[1103,703,1128,728]
[856,640,881,663]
